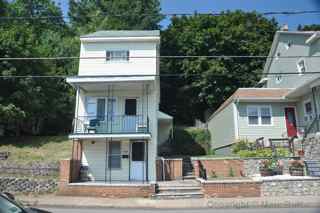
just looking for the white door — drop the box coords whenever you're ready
[130,141,145,181]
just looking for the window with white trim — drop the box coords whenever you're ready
[304,101,313,122]
[297,58,306,74]
[247,106,272,125]
[260,107,272,125]
[106,50,129,61]
[108,141,121,169]
[248,106,259,125]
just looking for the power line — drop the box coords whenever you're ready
[0,10,319,20]
[1,72,320,79]
[0,55,320,61]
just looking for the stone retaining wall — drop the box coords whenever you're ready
[304,134,320,160]
[261,178,320,197]
[0,177,57,193]
[0,162,59,176]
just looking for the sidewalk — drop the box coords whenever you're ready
[17,194,320,209]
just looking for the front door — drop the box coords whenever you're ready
[285,107,297,137]
[130,141,145,181]
[124,99,137,132]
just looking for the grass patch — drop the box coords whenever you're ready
[0,136,72,164]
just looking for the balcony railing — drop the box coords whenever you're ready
[73,115,149,134]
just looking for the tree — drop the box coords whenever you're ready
[0,0,75,135]
[69,0,163,33]
[160,11,278,124]
[298,24,320,31]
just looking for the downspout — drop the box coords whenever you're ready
[312,87,319,132]
[235,98,240,140]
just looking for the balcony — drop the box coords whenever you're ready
[72,115,149,135]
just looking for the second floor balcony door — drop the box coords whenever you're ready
[124,99,137,133]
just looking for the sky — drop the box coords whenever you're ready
[55,0,320,30]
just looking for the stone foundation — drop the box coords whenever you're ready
[0,177,57,193]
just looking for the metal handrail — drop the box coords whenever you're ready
[72,114,149,134]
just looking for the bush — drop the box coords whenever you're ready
[232,139,252,154]
[158,127,211,156]
[238,148,290,158]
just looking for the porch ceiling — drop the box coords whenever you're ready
[66,76,156,92]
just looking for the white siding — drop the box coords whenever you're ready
[81,140,131,181]
[79,42,157,76]
[208,103,236,149]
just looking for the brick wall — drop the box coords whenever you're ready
[58,184,155,198]
[193,159,244,178]
[156,158,183,181]
[202,181,261,198]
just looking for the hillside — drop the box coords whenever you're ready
[0,136,72,164]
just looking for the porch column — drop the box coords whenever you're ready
[312,87,319,131]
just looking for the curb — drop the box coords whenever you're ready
[20,197,320,209]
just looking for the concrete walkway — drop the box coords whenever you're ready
[17,194,320,209]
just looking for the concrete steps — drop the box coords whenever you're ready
[153,180,204,199]
[305,160,320,177]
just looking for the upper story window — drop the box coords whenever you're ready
[297,58,306,75]
[247,105,272,126]
[106,50,129,61]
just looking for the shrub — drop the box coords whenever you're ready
[158,127,212,156]
[210,170,217,178]
[228,167,235,177]
[232,139,253,154]
[238,148,290,158]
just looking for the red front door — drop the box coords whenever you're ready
[285,107,297,137]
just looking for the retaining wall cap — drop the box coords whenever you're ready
[253,175,320,182]
[197,177,262,184]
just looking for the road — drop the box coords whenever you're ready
[43,207,320,213]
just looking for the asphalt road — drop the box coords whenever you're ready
[43,207,320,213]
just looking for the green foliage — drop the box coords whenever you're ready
[232,139,253,154]
[160,11,278,124]
[0,136,72,164]
[69,0,163,33]
[158,127,211,156]
[0,0,76,135]
[237,148,290,158]
[228,167,235,177]
[298,24,320,31]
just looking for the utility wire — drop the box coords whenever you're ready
[0,10,319,20]
[0,55,320,61]
[1,72,320,79]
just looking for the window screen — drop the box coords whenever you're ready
[248,106,259,125]
[108,142,121,169]
[106,50,129,61]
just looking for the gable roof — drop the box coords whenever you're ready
[207,88,292,121]
[262,30,319,77]
[81,30,160,38]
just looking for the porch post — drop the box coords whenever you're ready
[146,140,149,182]
[312,87,319,131]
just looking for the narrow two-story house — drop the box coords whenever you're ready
[63,31,172,193]
[207,30,320,154]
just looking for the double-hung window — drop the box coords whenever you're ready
[247,106,272,125]
[106,50,129,61]
[248,106,259,125]
[108,141,121,169]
